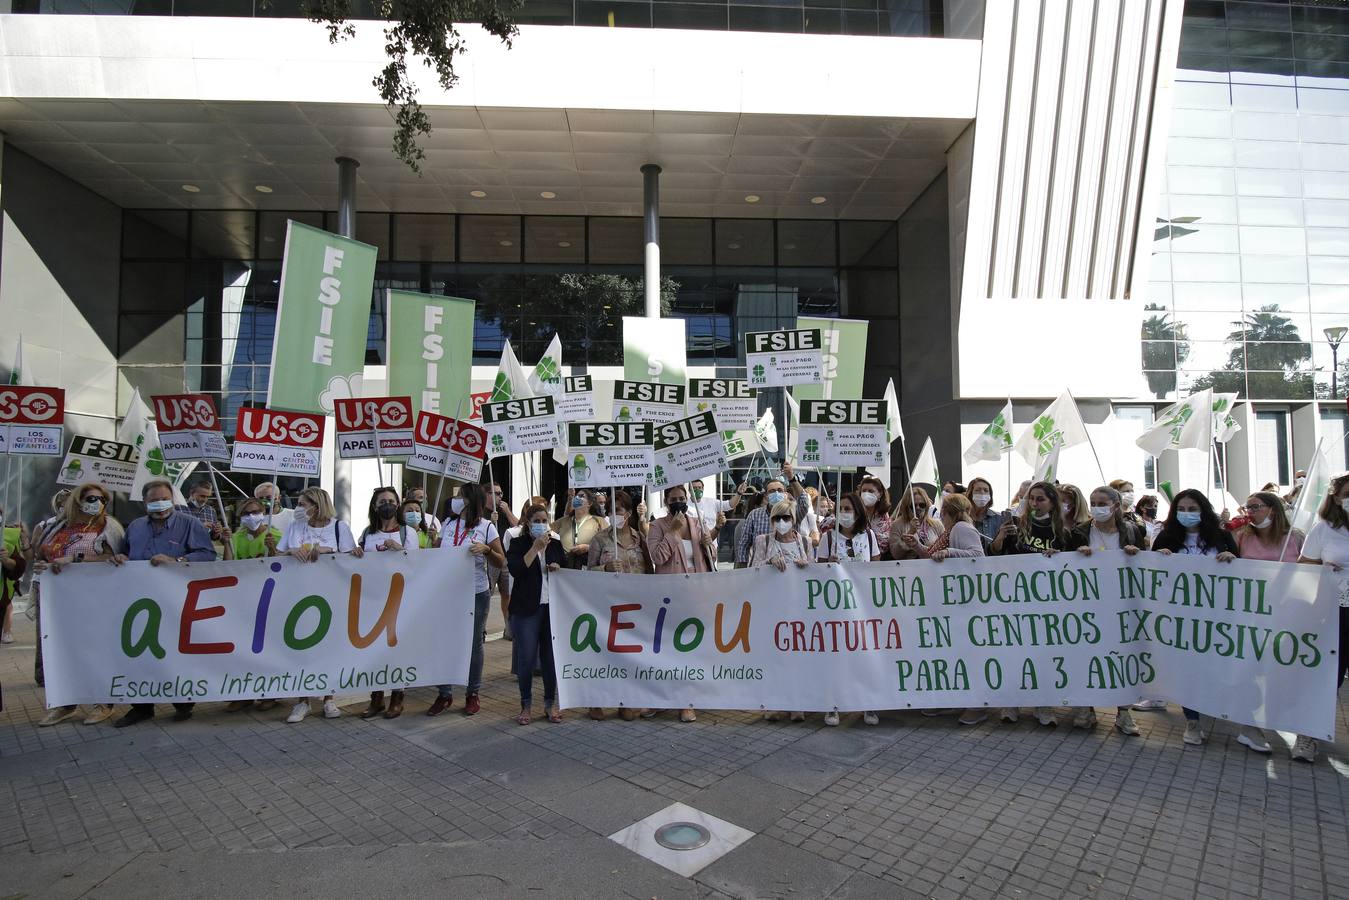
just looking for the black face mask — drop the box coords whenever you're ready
[668,501,688,515]
[377,502,398,519]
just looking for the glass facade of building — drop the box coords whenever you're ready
[119,209,899,436]
[1146,0,1349,403]
[11,0,943,37]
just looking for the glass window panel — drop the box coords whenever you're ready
[1242,254,1308,283]
[1244,283,1310,312]
[1312,285,1349,315]
[1302,143,1349,172]
[1233,139,1301,168]
[1164,194,1238,223]
[1298,59,1349,79]
[1169,222,1239,253]
[1299,115,1349,144]
[1170,108,1232,138]
[1181,339,1239,371]
[715,219,774,265]
[393,213,454,261]
[1173,81,1232,111]
[1183,0,1225,29]
[1150,251,1173,283]
[524,216,585,263]
[1304,171,1349,200]
[654,3,730,28]
[1308,227,1349,256]
[1181,24,1228,55]
[777,220,836,266]
[124,210,189,259]
[1167,136,1236,167]
[1295,32,1349,63]
[1234,168,1301,197]
[515,0,574,25]
[1175,311,1242,343]
[459,215,522,262]
[588,217,642,264]
[1171,252,1242,282]
[575,1,651,26]
[1310,257,1349,285]
[1228,29,1293,59]
[191,210,255,259]
[1237,196,1303,226]
[1307,199,1349,227]
[662,219,714,265]
[258,211,324,260]
[1232,111,1300,140]
[1294,6,1349,37]
[1239,225,1307,255]
[1172,281,1242,311]
[1299,87,1349,115]
[841,9,880,35]
[729,5,805,32]
[355,212,390,261]
[1226,2,1290,32]
[1231,83,1297,110]
[839,221,897,266]
[1168,166,1235,195]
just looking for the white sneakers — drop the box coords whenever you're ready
[1133,699,1167,711]
[82,705,115,725]
[958,708,987,726]
[999,708,1020,723]
[1183,719,1205,745]
[1291,735,1317,762]
[1114,708,1140,736]
[1034,707,1057,727]
[286,701,310,723]
[0,630,13,643]
[37,705,80,727]
[1071,708,1097,729]
[824,711,840,727]
[322,700,342,719]
[863,711,879,726]
[1237,727,1271,754]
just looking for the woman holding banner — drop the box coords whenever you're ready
[647,484,715,723]
[858,477,892,559]
[890,487,943,561]
[223,497,282,713]
[33,483,125,727]
[401,498,434,548]
[815,493,881,565]
[1294,474,1349,763]
[506,503,566,724]
[918,493,987,727]
[966,477,1007,546]
[586,490,652,721]
[1151,490,1241,749]
[358,487,419,720]
[279,487,364,724]
[429,483,503,718]
[558,489,605,570]
[753,498,815,724]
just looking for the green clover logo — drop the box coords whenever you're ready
[752,364,765,377]
[805,438,819,453]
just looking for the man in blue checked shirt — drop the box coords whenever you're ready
[110,479,217,728]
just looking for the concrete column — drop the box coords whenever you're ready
[642,164,661,319]
[331,156,359,520]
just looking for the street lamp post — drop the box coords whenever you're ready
[1325,326,1347,398]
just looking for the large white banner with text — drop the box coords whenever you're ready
[550,552,1339,739]
[40,550,476,706]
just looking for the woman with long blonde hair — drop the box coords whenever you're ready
[889,486,943,560]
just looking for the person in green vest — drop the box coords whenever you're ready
[1,504,28,645]
[222,497,281,713]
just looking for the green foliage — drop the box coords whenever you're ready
[1189,305,1314,399]
[302,0,522,172]
[1141,303,1190,399]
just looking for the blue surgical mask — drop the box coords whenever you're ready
[146,499,173,514]
[767,491,786,506]
[530,522,548,539]
[1177,511,1202,528]
[572,496,585,509]
[403,511,422,527]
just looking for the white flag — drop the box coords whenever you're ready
[528,334,563,397]
[9,334,25,385]
[1289,438,1332,538]
[755,408,778,454]
[784,393,800,465]
[910,437,940,488]
[883,379,902,444]
[1033,437,1063,484]
[491,340,534,403]
[1014,391,1090,467]
[964,400,1014,464]
[116,389,195,500]
[1135,389,1214,456]
[1213,393,1242,444]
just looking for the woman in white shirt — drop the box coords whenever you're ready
[752,499,814,726]
[356,487,419,720]
[277,487,363,724]
[816,493,881,564]
[1295,473,1349,764]
[427,483,504,719]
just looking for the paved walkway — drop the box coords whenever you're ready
[2,610,1347,900]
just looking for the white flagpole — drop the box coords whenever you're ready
[433,397,466,525]
[1006,396,1014,507]
[205,462,230,529]
[1066,388,1107,486]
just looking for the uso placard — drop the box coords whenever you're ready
[406,412,488,482]
[152,393,229,463]
[0,385,65,456]
[334,396,415,459]
[231,407,325,476]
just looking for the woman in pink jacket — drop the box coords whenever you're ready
[645,484,716,722]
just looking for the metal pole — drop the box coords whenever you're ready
[432,397,465,527]
[205,462,230,528]
[641,164,661,319]
[332,155,359,522]
[1333,344,1339,399]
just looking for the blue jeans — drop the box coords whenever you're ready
[438,589,489,698]
[511,608,557,708]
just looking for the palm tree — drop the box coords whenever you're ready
[1194,305,1313,399]
[1141,303,1190,398]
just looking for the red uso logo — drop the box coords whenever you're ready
[335,397,412,431]
[0,387,65,425]
[450,422,487,458]
[237,408,324,448]
[153,394,219,432]
[414,411,451,446]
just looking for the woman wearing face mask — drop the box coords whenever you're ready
[965,477,1007,546]
[1151,489,1237,748]
[356,488,419,720]
[278,487,363,723]
[506,504,567,724]
[1108,479,1140,525]
[558,489,605,570]
[751,498,815,724]
[919,494,988,726]
[857,477,892,559]
[647,484,714,723]
[992,481,1085,726]
[586,490,653,721]
[33,483,126,726]
[816,493,880,565]
[222,498,282,713]
[400,499,434,548]
[1134,495,1162,543]
[940,481,965,499]
[1057,484,1092,531]
[429,483,504,717]
[1066,486,1146,735]
[889,486,943,561]
[1293,474,1349,764]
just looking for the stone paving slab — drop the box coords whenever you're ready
[2,611,1347,899]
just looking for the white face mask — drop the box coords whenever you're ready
[774,520,794,536]
[1120,491,1136,508]
[1089,505,1113,522]
[450,497,466,516]
[610,514,625,528]
[242,513,266,531]
[1061,503,1072,516]
[1297,477,1307,487]
[837,511,856,530]
[1251,516,1272,529]
[293,504,311,523]
[81,499,105,517]
[146,499,173,515]
[530,522,549,539]
[971,492,991,509]
[1340,498,1349,515]
[860,491,878,507]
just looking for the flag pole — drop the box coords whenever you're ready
[1066,389,1107,486]
[433,397,466,527]
[205,462,229,529]
[1281,437,1325,561]
[1006,396,1014,507]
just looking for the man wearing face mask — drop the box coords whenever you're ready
[181,478,224,543]
[111,480,218,727]
[253,482,294,533]
[733,465,811,568]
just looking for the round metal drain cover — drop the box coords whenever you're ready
[654,821,711,851]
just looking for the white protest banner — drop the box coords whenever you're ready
[566,422,654,487]
[795,400,887,469]
[57,437,138,493]
[687,378,757,431]
[231,407,325,477]
[745,329,824,388]
[549,551,1339,739]
[612,380,686,426]
[39,549,476,706]
[151,393,230,463]
[334,396,415,459]
[406,412,487,483]
[557,375,597,422]
[722,430,759,462]
[0,386,65,456]
[649,412,727,490]
[482,395,559,457]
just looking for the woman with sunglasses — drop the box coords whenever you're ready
[33,483,126,726]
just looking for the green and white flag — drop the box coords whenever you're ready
[867,379,903,485]
[754,408,778,454]
[964,401,1014,465]
[722,429,759,462]
[116,389,195,501]
[623,317,686,386]
[267,221,378,414]
[1033,437,1062,484]
[910,437,940,488]
[529,334,564,397]
[783,392,800,466]
[1288,438,1331,539]
[1213,392,1242,444]
[386,290,474,417]
[1014,391,1089,468]
[792,317,868,402]
[1136,389,1214,456]
[491,340,534,404]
